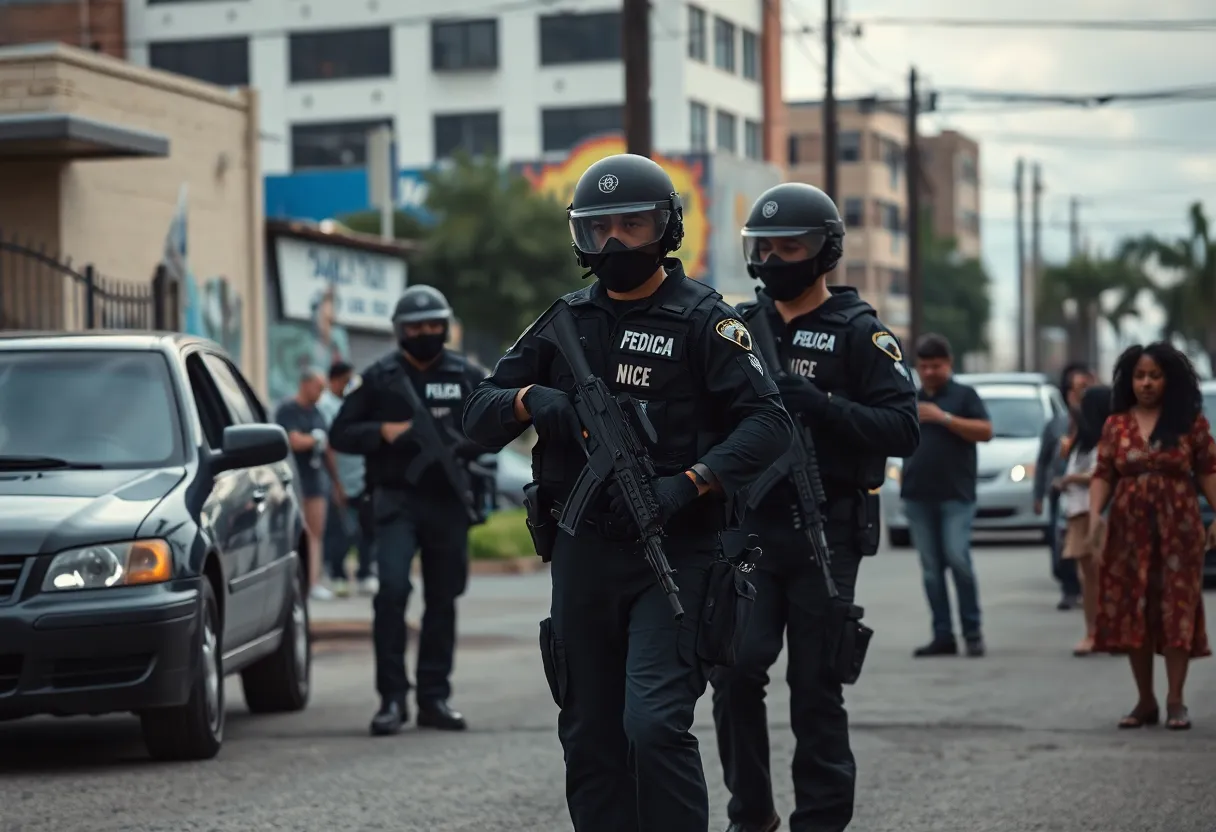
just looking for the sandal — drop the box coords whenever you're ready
[1073,638,1094,656]
[1166,705,1191,731]
[1118,705,1159,729]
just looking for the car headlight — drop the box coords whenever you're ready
[1010,463,1035,484]
[885,463,901,484]
[42,539,173,591]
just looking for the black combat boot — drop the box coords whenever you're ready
[370,698,407,736]
[416,699,467,731]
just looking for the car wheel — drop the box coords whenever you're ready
[240,561,311,714]
[888,528,911,548]
[141,579,224,761]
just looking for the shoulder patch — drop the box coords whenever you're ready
[871,331,903,362]
[715,318,753,351]
[344,374,363,395]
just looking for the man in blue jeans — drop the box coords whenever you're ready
[900,334,993,657]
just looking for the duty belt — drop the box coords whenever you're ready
[549,500,636,542]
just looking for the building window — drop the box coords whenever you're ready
[743,119,762,160]
[289,27,392,82]
[843,197,864,228]
[432,19,498,71]
[879,136,903,189]
[877,200,902,233]
[690,100,709,152]
[539,12,621,65]
[291,119,392,171]
[149,37,249,86]
[889,268,909,294]
[434,112,499,159]
[687,5,707,61]
[839,130,861,162]
[715,109,737,153]
[961,209,980,235]
[542,105,623,153]
[741,29,759,80]
[845,262,867,287]
[713,16,735,72]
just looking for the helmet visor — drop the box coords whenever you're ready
[569,203,671,255]
[741,228,827,266]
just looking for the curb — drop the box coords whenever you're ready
[309,558,546,642]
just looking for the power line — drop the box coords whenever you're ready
[848,16,1216,32]
[970,133,1212,150]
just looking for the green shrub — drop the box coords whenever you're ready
[468,508,536,560]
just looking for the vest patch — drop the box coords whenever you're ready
[425,382,463,400]
[715,318,753,351]
[791,330,837,351]
[871,331,903,362]
[615,362,653,388]
[619,328,676,358]
[789,357,818,378]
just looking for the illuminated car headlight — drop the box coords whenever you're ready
[1010,463,1035,484]
[42,539,173,591]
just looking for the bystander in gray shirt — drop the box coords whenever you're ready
[318,389,366,497]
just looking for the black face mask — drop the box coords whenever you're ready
[753,256,819,301]
[590,238,663,293]
[400,333,446,362]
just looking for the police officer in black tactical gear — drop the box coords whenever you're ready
[710,183,920,832]
[330,284,491,737]
[462,153,793,832]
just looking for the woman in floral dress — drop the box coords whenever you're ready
[1089,342,1216,730]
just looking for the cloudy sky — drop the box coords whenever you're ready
[779,0,1216,374]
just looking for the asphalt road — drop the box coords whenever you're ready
[3,540,1214,832]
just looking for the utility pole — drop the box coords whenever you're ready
[823,0,838,201]
[367,125,394,241]
[1069,196,1080,259]
[906,66,922,350]
[1029,162,1043,371]
[1015,159,1025,371]
[622,0,652,158]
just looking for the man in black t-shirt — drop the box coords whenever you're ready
[899,334,993,658]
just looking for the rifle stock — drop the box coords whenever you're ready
[548,307,684,619]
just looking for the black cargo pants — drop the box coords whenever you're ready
[540,525,716,832]
[371,488,470,705]
[711,510,863,832]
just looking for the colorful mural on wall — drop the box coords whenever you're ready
[266,281,352,405]
[163,183,245,362]
[515,134,711,280]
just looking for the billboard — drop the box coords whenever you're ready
[515,134,711,281]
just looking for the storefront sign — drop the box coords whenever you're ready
[275,236,407,333]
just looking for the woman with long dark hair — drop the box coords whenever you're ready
[1058,384,1112,655]
[1090,342,1216,730]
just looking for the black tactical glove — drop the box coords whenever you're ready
[607,473,700,532]
[776,374,831,417]
[522,385,582,444]
[453,438,487,461]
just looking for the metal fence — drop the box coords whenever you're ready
[0,232,179,332]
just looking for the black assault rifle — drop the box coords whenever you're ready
[390,369,482,525]
[548,306,685,619]
[744,302,873,683]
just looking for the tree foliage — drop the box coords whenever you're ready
[920,220,992,358]
[1119,201,1216,369]
[340,154,585,351]
[1037,254,1148,366]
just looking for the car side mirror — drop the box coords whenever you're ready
[214,424,289,474]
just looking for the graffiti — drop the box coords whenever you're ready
[267,281,351,404]
[161,183,245,359]
[515,134,711,280]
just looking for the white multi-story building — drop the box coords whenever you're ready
[124,0,786,174]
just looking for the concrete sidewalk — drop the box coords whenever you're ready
[309,564,550,642]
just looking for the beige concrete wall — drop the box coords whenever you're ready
[0,44,267,396]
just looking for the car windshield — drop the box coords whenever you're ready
[980,396,1046,439]
[0,350,184,468]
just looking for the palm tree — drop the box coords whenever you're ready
[1038,254,1148,366]
[1119,202,1216,370]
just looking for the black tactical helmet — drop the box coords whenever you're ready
[392,284,451,325]
[567,153,685,268]
[741,182,845,279]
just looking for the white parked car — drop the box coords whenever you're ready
[881,373,1066,547]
